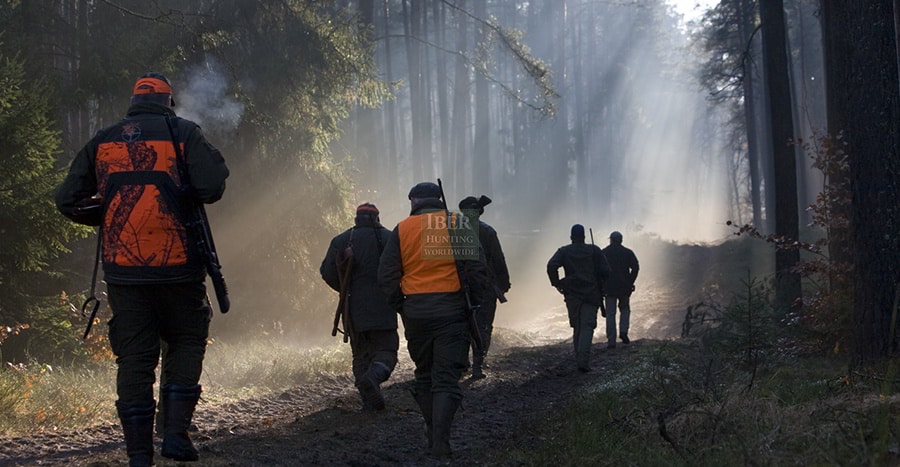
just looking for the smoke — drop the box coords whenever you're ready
[175,57,244,140]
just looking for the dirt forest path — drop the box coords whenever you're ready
[0,280,689,467]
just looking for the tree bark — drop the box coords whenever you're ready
[759,0,802,314]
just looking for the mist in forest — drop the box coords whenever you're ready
[325,2,733,339]
[192,2,734,345]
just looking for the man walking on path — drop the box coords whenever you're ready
[459,195,510,379]
[320,203,399,411]
[55,72,229,466]
[378,182,487,459]
[602,231,640,348]
[547,225,610,372]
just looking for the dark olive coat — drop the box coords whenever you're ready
[320,219,397,332]
[602,243,640,298]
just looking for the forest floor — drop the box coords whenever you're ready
[0,260,698,466]
[0,331,655,466]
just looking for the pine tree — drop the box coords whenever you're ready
[0,51,90,336]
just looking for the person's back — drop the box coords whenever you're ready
[379,182,487,459]
[552,242,606,301]
[602,231,639,347]
[55,72,228,467]
[320,203,398,411]
[547,225,610,372]
[458,195,510,379]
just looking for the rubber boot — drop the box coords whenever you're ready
[116,399,156,467]
[431,393,461,459]
[412,388,433,450]
[357,361,391,411]
[471,349,486,380]
[160,384,201,462]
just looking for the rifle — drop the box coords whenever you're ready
[166,117,230,314]
[590,228,607,318]
[437,179,484,351]
[332,233,354,342]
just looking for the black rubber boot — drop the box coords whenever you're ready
[412,388,433,450]
[357,361,391,411]
[116,399,156,467]
[471,348,486,380]
[160,384,201,462]
[431,393,461,459]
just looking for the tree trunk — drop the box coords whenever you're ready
[740,0,764,228]
[434,0,451,183]
[357,0,378,190]
[381,0,401,197]
[759,0,802,314]
[823,0,900,365]
[472,0,490,193]
[450,0,469,195]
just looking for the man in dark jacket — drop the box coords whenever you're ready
[547,225,611,372]
[379,182,487,459]
[320,203,399,411]
[603,231,640,348]
[55,72,229,467]
[459,195,510,379]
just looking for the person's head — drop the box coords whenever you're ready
[570,224,585,243]
[408,182,442,203]
[130,72,175,107]
[355,202,380,226]
[458,195,492,217]
[609,230,623,245]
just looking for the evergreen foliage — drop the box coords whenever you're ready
[0,49,92,361]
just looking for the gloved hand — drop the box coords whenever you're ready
[555,286,565,295]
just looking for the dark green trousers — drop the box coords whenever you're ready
[107,282,211,404]
[350,329,400,383]
[565,297,598,367]
[402,314,469,398]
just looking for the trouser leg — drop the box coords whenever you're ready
[472,298,497,374]
[356,330,399,410]
[574,302,598,371]
[404,315,467,455]
[619,295,632,342]
[605,296,619,347]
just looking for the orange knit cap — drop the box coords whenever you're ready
[132,77,173,96]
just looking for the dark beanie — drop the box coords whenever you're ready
[408,182,442,200]
[609,231,623,242]
[571,224,585,241]
[357,203,379,215]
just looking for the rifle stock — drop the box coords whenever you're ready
[193,205,230,314]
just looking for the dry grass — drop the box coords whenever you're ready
[0,338,351,436]
[502,339,900,466]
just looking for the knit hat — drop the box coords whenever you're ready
[571,224,585,241]
[609,231,623,242]
[131,72,176,106]
[356,203,379,216]
[408,182,442,200]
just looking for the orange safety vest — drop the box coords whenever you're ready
[397,211,463,295]
[95,116,191,270]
